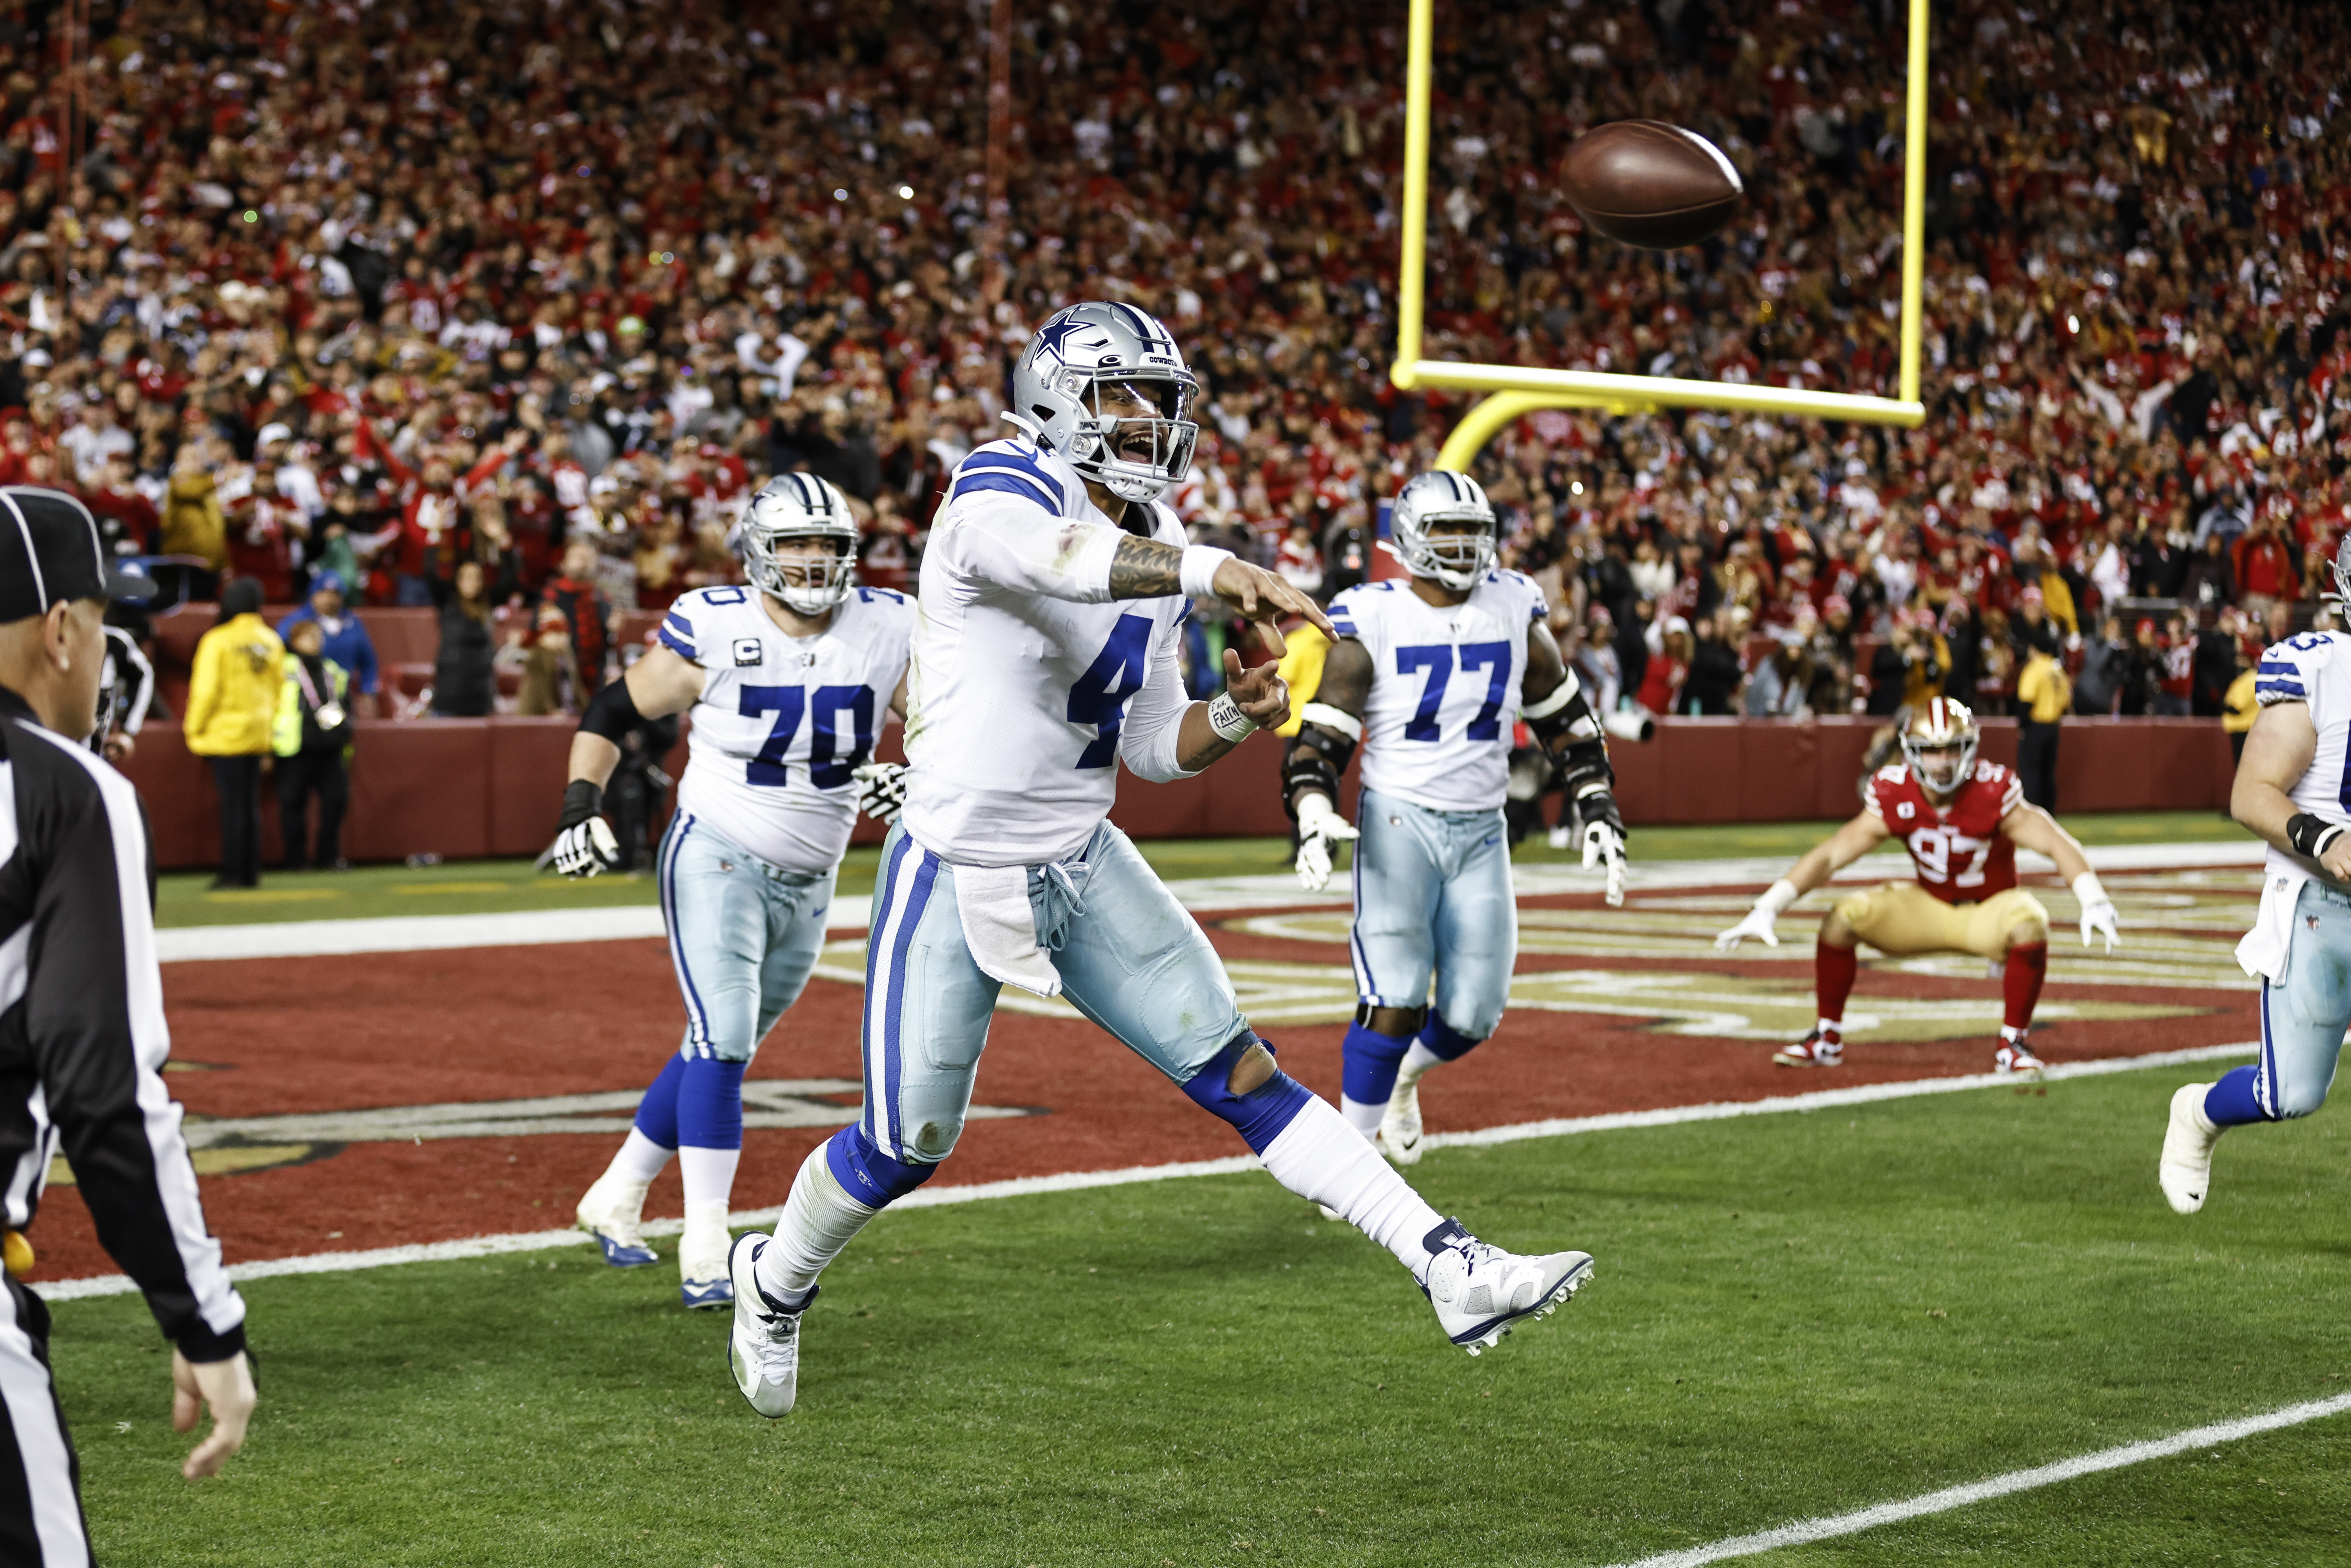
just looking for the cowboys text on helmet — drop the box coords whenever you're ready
[1009,302,1200,504]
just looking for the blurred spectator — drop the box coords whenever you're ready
[271,618,353,871]
[516,608,584,717]
[1683,616,1744,716]
[2154,613,2195,718]
[275,571,380,719]
[429,560,497,719]
[2223,645,2260,767]
[2121,619,2165,717]
[542,541,616,699]
[2074,617,2128,717]
[1742,637,1810,718]
[1275,516,1324,599]
[2014,644,2071,811]
[1867,612,1946,717]
[1635,617,1691,716]
[183,579,282,890]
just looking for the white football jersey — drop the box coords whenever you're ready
[2255,630,2351,878]
[662,584,915,874]
[899,435,1193,867]
[1330,568,1549,812]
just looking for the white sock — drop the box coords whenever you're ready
[1816,1017,1842,1037]
[1396,1041,1443,1092]
[1259,1095,1447,1283]
[678,1144,742,1210]
[756,1143,880,1306]
[608,1128,674,1185]
[1337,1095,1383,1138]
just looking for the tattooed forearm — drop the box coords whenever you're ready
[1108,535,1186,599]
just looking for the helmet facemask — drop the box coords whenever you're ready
[1899,697,1981,796]
[1066,374,1198,503]
[1411,510,1499,590]
[1386,471,1499,590]
[746,530,857,616]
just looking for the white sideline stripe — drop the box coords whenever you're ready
[35,1041,2253,1304]
[1607,1390,2351,1568]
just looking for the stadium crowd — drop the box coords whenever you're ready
[2,0,2347,736]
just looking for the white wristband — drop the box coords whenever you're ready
[2070,871,2109,907]
[1757,878,1800,917]
[1180,545,1235,600]
[1206,689,1257,742]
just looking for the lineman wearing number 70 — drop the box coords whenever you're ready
[1283,470,1629,1165]
[550,473,913,1309]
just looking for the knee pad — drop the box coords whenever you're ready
[1182,1032,1313,1155]
[824,1123,940,1208]
[676,1058,747,1150]
[1418,1014,1484,1062]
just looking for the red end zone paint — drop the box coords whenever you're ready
[24,898,2257,1284]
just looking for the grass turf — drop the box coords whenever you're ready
[155,810,2254,928]
[54,1064,2351,1566]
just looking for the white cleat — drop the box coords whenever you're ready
[1994,1039,2047,1076]
[575,1174,657,1268]
[1378,1081,1425,1167]
[1420,1218,1594,1355]
[678,1208,735,1310]
[2159,1082,2221,1215]
[726,1233,811,1418]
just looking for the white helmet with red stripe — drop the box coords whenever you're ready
[1900,696,1980,795]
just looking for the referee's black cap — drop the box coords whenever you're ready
[1,486,154,621]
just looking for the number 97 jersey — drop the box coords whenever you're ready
[665,585,916,874]
[1865,760,2025,905]
[1330,568,1549,812]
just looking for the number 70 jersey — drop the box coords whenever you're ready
[1329,569,1549,813]
[665,584,916,874]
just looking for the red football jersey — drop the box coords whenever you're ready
[1865,760,2026,905]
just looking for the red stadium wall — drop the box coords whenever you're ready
[124,713,2234,871]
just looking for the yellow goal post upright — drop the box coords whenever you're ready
[1393,0,1933,473]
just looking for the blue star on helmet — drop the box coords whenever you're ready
[1033,314,1102,365]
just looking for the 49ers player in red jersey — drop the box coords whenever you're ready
[1714,698,2124,1074]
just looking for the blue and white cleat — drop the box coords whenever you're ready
[726,1233,812,1417]
[678,1208,735,1310]
[575,1175,658,1268]
[1420,1217,1593,1355]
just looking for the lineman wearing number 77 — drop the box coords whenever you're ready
[1715,697,2121,1075]
[549,473,913,1309]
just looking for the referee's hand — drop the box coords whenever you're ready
[174,1349,257,1478]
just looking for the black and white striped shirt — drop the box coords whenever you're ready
[0,685,245,1359]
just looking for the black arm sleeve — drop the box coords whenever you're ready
[1528,681,1613,796]
[8,720,246,1360]
[578,671,645,743]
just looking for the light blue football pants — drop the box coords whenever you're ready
[2251,878,2351,1119]
[1348,785,1517,1041]
[859,820,1249,1165]
[658,810,836,1063]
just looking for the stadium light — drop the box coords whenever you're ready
[1394,0,1932,471]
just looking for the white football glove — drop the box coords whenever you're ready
[1293,792,1359,893]
[852,761,908,824]
[1715,879,1800,952]
[1575,788,1629,908]
[552,816,621,879]
[2073,871,2121,953]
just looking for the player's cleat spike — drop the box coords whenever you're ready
[2159,1082,2221,1215]
[1773,1026,1843,1069]
[726,1233,811,1418]
[575,1174,657,1268]
[1993,1039,2046,1076]
[1377,1080,1425,1166]
[678,1208,735,1310]
[1419,1217,1593,1353]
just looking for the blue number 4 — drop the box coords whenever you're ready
[1068,614,1155,769]
[1396,641,1510,742]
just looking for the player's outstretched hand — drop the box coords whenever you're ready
[551,816,620,878]
[1220,647,1293,731]
[1577,789,1629,907]
[853,761,908,824]
[1293,790,1359,892]
[173,1349,256,1479]
[1209,558,1335,659]
[2079,893,2121,953]
[1715,904,1780,951]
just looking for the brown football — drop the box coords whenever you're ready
[1560,120,1744,249]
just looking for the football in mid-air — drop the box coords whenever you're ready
[1560,120,1744,249]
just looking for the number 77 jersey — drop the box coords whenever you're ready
[1332,569,1549,812]
[667,584,916,873]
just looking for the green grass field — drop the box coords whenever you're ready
[57,1064,2351,1566]
[157,810,2255,928]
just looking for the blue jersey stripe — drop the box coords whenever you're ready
[882,848,942,1160]
[960,449,1065,501]
[861,833,914,1154]
[2257,660,2303,675]
[950,472,1060,511]
[657,625,696,660]
[665,609,693,636]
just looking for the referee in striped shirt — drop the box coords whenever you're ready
[1,488,255,1564]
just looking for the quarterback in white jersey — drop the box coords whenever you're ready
[553,473,914,1308]
[723,304,1596,1421]
[2162,556,2351,1212]
[1282,471,1629,1165]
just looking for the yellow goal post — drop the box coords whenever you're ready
[1393,0,1932,472]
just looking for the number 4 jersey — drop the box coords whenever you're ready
[663,584,916,874]
[1330,568,1550,812]
[1864,759,2026,904]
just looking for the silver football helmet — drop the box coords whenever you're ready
[740,473,859,616]
[1007,302,1199,503]
[1386,471,1497,590]
[2330,531,2351,605]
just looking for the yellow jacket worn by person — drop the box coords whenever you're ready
[185,614,285,756]
[2015,648,2071,723]
[2223,667,2258,735]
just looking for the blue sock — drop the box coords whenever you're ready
[676,1057,748,1150]
[825,1124,938,1207]
[1417,1014,1483,1062]
[632,1053,687,1149]
[1341,1021,1414,1105]
[2203,1065,2270,1127]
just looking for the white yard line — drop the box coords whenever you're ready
[1604,1389,2351,1568]
[36,1040,2253,1304]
